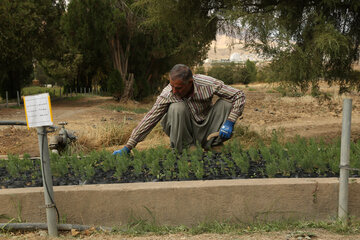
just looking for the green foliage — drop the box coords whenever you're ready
[62,0,219,100]
[224,0,360,92]
[132,149,145,177]
[4,136,360,185]
[274,85,304,97]
[207,61,258,85]
[245,59,257,83]
[178,150,190,179]
[228,141,249,174]
[163,151,176,180]
[107,69,124,96]
[101,150,117,172]
[0,0,65,98]
[194,66,206,75]
[207,63,238,84]
[62,0,112,91]
[189,145,204,180]
[34,64,53,85]
[22,86,64,97]
[111,218,360,236]
[50,152,68,178]
[256,66,273,83]
[6,154,31,179]
[114,153,131,180]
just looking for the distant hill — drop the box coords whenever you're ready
[206,34,270,63]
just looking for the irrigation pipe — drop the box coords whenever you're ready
[0,121,27,126]
[0,223,112,232]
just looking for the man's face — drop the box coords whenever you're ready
[170,77,193,98]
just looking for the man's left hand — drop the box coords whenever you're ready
[219,120,234,139]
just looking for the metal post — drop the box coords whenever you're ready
[60,88,61,98]
[6,91,8,108]
[37,126,58,236]
[17,91,20,107]
[338,98,352,225]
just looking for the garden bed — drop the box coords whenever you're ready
[1,135,360,189]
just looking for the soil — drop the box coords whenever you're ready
[1,83,360,157]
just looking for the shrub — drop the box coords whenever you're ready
[245,59,257,83]
[194,65,206,75]
[208,62,236,84]
[207,61,258,85]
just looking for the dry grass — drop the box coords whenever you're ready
[73,122,138,152]
[69,121,169,153]
[134,123,170,151]
[280,95,315,104]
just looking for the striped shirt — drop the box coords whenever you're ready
[126,74,246,149]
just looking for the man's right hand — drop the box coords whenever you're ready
[112,146,130,156]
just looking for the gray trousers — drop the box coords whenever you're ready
[161,99,232,152]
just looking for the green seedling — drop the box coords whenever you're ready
[114,153,131,180]
[178,150,189,179]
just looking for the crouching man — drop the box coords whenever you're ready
[113,64,245,155]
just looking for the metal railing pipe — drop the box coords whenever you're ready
[0,121,27,126]
[338,98,352,225]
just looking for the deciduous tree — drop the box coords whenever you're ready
[0,0,65,98]
[223,0,360,92]
[63,0,219,101]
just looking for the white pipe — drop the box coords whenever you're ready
[338,98,352,224]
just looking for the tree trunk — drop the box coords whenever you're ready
[110,34,134,101]
[122,73,134,101]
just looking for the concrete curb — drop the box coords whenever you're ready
[0,178,359,226]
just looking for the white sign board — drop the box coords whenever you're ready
[23,93,53,128]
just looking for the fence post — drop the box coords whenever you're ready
[6,91,8,108]
[36,126,59,236]
[338,98,352,225]
[17,91,20,107]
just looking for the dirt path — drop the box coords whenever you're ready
[1,83,360,156]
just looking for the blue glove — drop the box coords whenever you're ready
[112,146,130,156]
[219,120,234,139]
